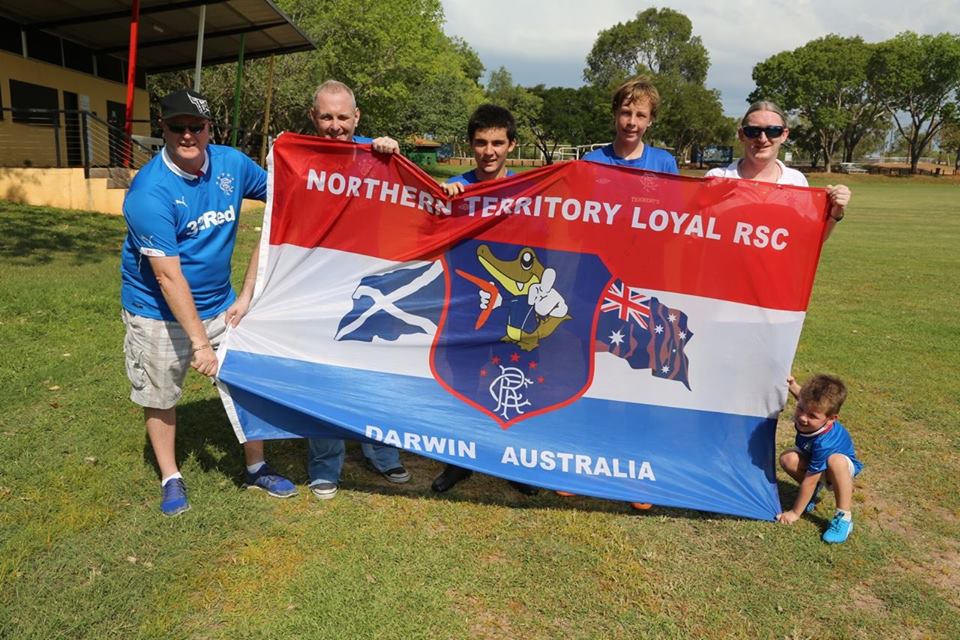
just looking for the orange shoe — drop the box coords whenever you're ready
[631,502,653,510]
[556,491,575,497]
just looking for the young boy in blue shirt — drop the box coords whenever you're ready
[581,76,678,173]
[777,374,863,543]
[431,104,536,497]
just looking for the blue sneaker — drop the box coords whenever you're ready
[805,483,824,514]
[161,478,190,517]
[822,513,853,544]
[245,463,298,498]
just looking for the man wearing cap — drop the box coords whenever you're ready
[302,80,410,501]
[120,88,297,516]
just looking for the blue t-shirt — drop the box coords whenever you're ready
[353,135,373,144]
[794,419,863,476]
[447,168,515,185]
[120,144,267,321]
[582,144,679,174]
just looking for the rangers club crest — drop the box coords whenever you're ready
[431,239,611,428]
[216,172,235,196]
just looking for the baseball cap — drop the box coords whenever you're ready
[160,89,213,120]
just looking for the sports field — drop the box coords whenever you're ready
[0,174,957,639]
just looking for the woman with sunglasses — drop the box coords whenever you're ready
[707,100,850,227]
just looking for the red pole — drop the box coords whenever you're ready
[123,0,140,167]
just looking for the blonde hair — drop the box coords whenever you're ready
[741,100,787,127]
[611,76,661,119]
[312,80,357,110]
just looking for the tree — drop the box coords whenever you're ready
[655,76,732,162]
[750,35,883,172]
[787,123,824,168]
[282,0,491,138]
[583,8,727,163]
[450,37,484,86]
[484,67,543,152]
[527,85,609,163]
[148,0,486,152]
[938,109,960,171]
[584,7,708,87]
[867,31,960,173]
[147,52,318,155]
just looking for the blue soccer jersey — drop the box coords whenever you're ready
[794,419,864,476]
[582,144,679,174]
[120,144,267,321]
[447,168,515,186]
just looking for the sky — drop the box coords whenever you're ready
[440,0,960,116]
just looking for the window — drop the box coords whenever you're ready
[25,29,62,66]
[63,39,95,74]
[96,54,125,83]
[0,17,22,55]
[9,79,59,124]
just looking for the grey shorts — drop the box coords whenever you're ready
[122,308,228,409]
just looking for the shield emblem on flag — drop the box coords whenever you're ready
[430,239,611,428]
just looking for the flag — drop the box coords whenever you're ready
[336,262,444,342]
[595,279,693,388]
[216,134,831,520]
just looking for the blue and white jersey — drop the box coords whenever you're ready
[447,168,515,186]
[582,144,679,174]
[121,144,267,320]
[794,419,864,476]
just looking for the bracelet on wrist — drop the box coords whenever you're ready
[192,343,212,353]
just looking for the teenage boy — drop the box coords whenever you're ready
[431,104,537,496]
[582,76,678,173]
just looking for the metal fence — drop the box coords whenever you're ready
[0,108,154,175]
[0,108,271,175]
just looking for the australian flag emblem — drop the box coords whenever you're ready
[335,262,444,342]
[595,279,693,389]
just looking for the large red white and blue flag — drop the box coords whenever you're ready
[216,134,830,520]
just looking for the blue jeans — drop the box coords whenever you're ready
[307,438,401,485]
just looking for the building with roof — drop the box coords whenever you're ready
[0,1,313,213]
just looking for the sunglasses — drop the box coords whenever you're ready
[165,123,207,134]
[742,125,785,139]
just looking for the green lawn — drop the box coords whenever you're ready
[0,175,958,639]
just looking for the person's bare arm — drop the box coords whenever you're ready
[225,235,261,328]
[148,255,218,377]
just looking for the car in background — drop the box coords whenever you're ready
[838,162,868,174]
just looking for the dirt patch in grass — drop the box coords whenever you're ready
[849,583,888,616]
[915,549,960,609]
[448,590,517,639]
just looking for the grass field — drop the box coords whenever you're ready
[1,174,958,639]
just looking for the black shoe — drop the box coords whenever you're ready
[508,480,539,496]
[431,464,473,492]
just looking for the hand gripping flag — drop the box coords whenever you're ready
[216,134,831,520]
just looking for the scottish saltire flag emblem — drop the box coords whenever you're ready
[336,262,444,342]
[432,240,610,427]
[216,134,833,520]
[596,279,693,389]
